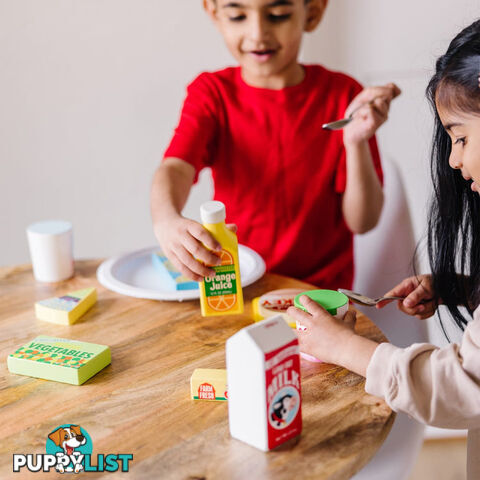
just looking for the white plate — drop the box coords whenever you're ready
[96,245,266,301]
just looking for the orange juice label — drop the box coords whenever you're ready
[204,250,239,312]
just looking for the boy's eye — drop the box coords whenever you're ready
[228,14,246,22]
[268,13,292,22]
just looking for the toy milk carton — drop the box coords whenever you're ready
[226,316,302,451]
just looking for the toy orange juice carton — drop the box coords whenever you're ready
[226,316,302,451]
[199,201,243,316]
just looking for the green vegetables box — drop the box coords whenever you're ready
[7,336,111,385]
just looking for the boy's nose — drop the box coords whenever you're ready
[248,14,270,42]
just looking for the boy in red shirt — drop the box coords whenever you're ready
[151,0,400,289]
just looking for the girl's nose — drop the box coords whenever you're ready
[449,152,463,170]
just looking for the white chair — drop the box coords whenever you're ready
[350,158,427,480]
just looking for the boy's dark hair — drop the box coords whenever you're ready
[426,19,480,333]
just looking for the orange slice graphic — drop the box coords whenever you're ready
[207,250,237,312]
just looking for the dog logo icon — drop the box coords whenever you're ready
[12,424,133,474]
[47,424,91,474]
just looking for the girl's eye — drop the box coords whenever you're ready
[229,15,246,22]
[268,13,291,22]
[455,137,466,146]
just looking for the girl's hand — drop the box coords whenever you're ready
[343,83,401,146]
[287,295,357,365]
[154,216,238,282]
[376,274,437,319]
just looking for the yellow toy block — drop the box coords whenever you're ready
[35,288,97,325]
[190,368,228,401]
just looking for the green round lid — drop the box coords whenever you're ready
[294,290,348,315]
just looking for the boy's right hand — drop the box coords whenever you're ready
[154,216,224,282]
[376,274,437,319]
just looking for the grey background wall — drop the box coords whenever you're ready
[1,0,480,348]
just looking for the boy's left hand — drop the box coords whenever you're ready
[287,295,357,365]
[343,83,401,146]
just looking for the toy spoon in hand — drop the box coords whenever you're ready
[338,288,404,307]
[322,96,384,131]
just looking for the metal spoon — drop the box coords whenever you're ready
[338,288,404,307]
[322,96,383,131]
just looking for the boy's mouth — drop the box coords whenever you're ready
[248,49,277,62]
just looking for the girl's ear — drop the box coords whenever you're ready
[304,0,328,33]
[203,0,218,22]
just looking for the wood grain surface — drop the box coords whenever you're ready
[0,260,394,480]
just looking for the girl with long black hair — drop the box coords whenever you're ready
[288,19,480,479]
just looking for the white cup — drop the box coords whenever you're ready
[26,220,74,282]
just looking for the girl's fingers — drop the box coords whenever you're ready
[378,277,424,309]
[383,277,417,299]
[226,223,238,233]
[403,284,431,308]
[398,301,435,318]
[343,310,356,329]
[376,298,395,309]
[298,295,329,316]
[286,305,313,325]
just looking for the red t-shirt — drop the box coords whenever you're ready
[164,65,382,289]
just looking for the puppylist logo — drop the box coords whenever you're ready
[13,424,133,474]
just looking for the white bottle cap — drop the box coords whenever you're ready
[200,201,226,224]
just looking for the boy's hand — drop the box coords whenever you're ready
[343,83,401,146]
[154,216,237,282]
[287,295,357,365]
[376,274,437,319]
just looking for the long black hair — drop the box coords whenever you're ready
[426,19,480,331]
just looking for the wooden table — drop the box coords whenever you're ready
[0,260,394,479]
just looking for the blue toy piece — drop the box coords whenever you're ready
[151,253,198,291]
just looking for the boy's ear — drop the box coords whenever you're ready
[203,0,218,22]
[304,0,328,33]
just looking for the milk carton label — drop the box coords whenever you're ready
[265,339,302,449]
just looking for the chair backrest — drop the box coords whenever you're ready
[353,157,428,346]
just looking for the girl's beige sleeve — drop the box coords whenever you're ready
[365,308,480,429]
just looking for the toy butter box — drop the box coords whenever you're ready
[190,368,228,401]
